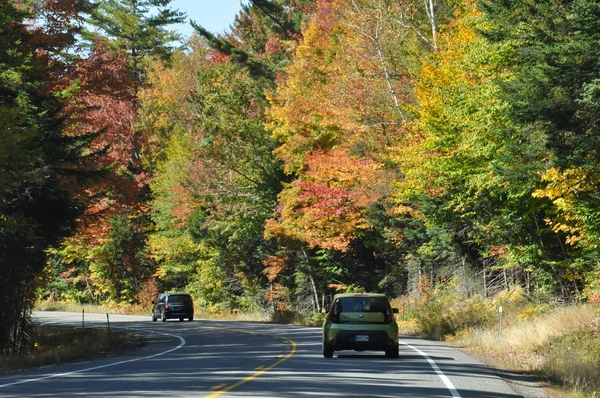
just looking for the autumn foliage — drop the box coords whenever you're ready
[3,0,600,337]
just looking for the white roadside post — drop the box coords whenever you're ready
[497,306,503,348]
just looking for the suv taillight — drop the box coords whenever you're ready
[330,303,340,323]
[384,306,395,323]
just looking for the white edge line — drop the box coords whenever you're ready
[400,341,462,398]
[0,328,186,389]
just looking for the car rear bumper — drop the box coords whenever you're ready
[326,330,397,351]
[163,310,193,319]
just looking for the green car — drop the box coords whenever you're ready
[322,293,399,358]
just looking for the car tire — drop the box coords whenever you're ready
[161,310,167,322]
[188,316,193,321]
[322,343,334,358]
[151,312,157,322]
[179,317,184,321]
[385,344,399,359]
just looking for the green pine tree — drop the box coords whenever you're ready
[0,0,93,355]
[84,0,186,86]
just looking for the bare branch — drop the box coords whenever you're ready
[349,0,408,124]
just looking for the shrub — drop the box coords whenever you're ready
[269,310,325,326]
[270,310,297,324]
[412,279,496,340]
[304,312,325,326]
[414,290,457,340]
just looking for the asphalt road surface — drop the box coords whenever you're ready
[0,312,531,397]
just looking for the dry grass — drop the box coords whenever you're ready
[463,306,598,352]
[463,305,596,352]
[36,302,273,322]
[503,306,596,351]
[194,309,271,323]
[36,301,140,315]
[0,325,143,373]
[453,305,600,397]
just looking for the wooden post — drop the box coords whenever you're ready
[483,269,487,298]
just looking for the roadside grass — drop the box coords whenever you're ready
[36,301,276,323]
[5,304,344,380]
[457,305,600,396]
[36,300,326,327]
[36,301,146,316]
[0,325,143,374]
[396,287,600,398]
[8,302,269,374]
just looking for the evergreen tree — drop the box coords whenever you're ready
[0,0,92,354]
[192,0,313,79]
[481,0,600,299]
[84,0,186,86]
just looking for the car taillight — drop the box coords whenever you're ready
[384,306,395,323]
[331,314,339,322]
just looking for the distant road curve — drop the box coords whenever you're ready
[0,311,541,397]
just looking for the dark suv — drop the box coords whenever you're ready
[152,293,194,322]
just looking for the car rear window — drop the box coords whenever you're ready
[338,297,388,313]
[169,295,192,304]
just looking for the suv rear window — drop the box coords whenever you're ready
[338,297,388,313]
[168,295,192,304]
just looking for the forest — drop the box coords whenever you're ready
[2,0,600,354]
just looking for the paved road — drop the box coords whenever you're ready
[0,312,527,397]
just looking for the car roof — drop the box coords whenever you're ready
[333,293,388,299]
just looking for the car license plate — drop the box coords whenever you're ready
[356,335,369,342]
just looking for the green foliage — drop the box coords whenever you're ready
[304,312,326,327]
[477,0,600,298]
[84,0,186,68]
[43,245,97,304]
[193,0,311,78]
[91,213,155,304]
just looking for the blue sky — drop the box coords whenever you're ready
[170,0,247,38]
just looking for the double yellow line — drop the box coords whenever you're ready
[204,327,297,397]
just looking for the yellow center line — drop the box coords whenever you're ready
[206,329,297,398]
[39,319,297,396]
